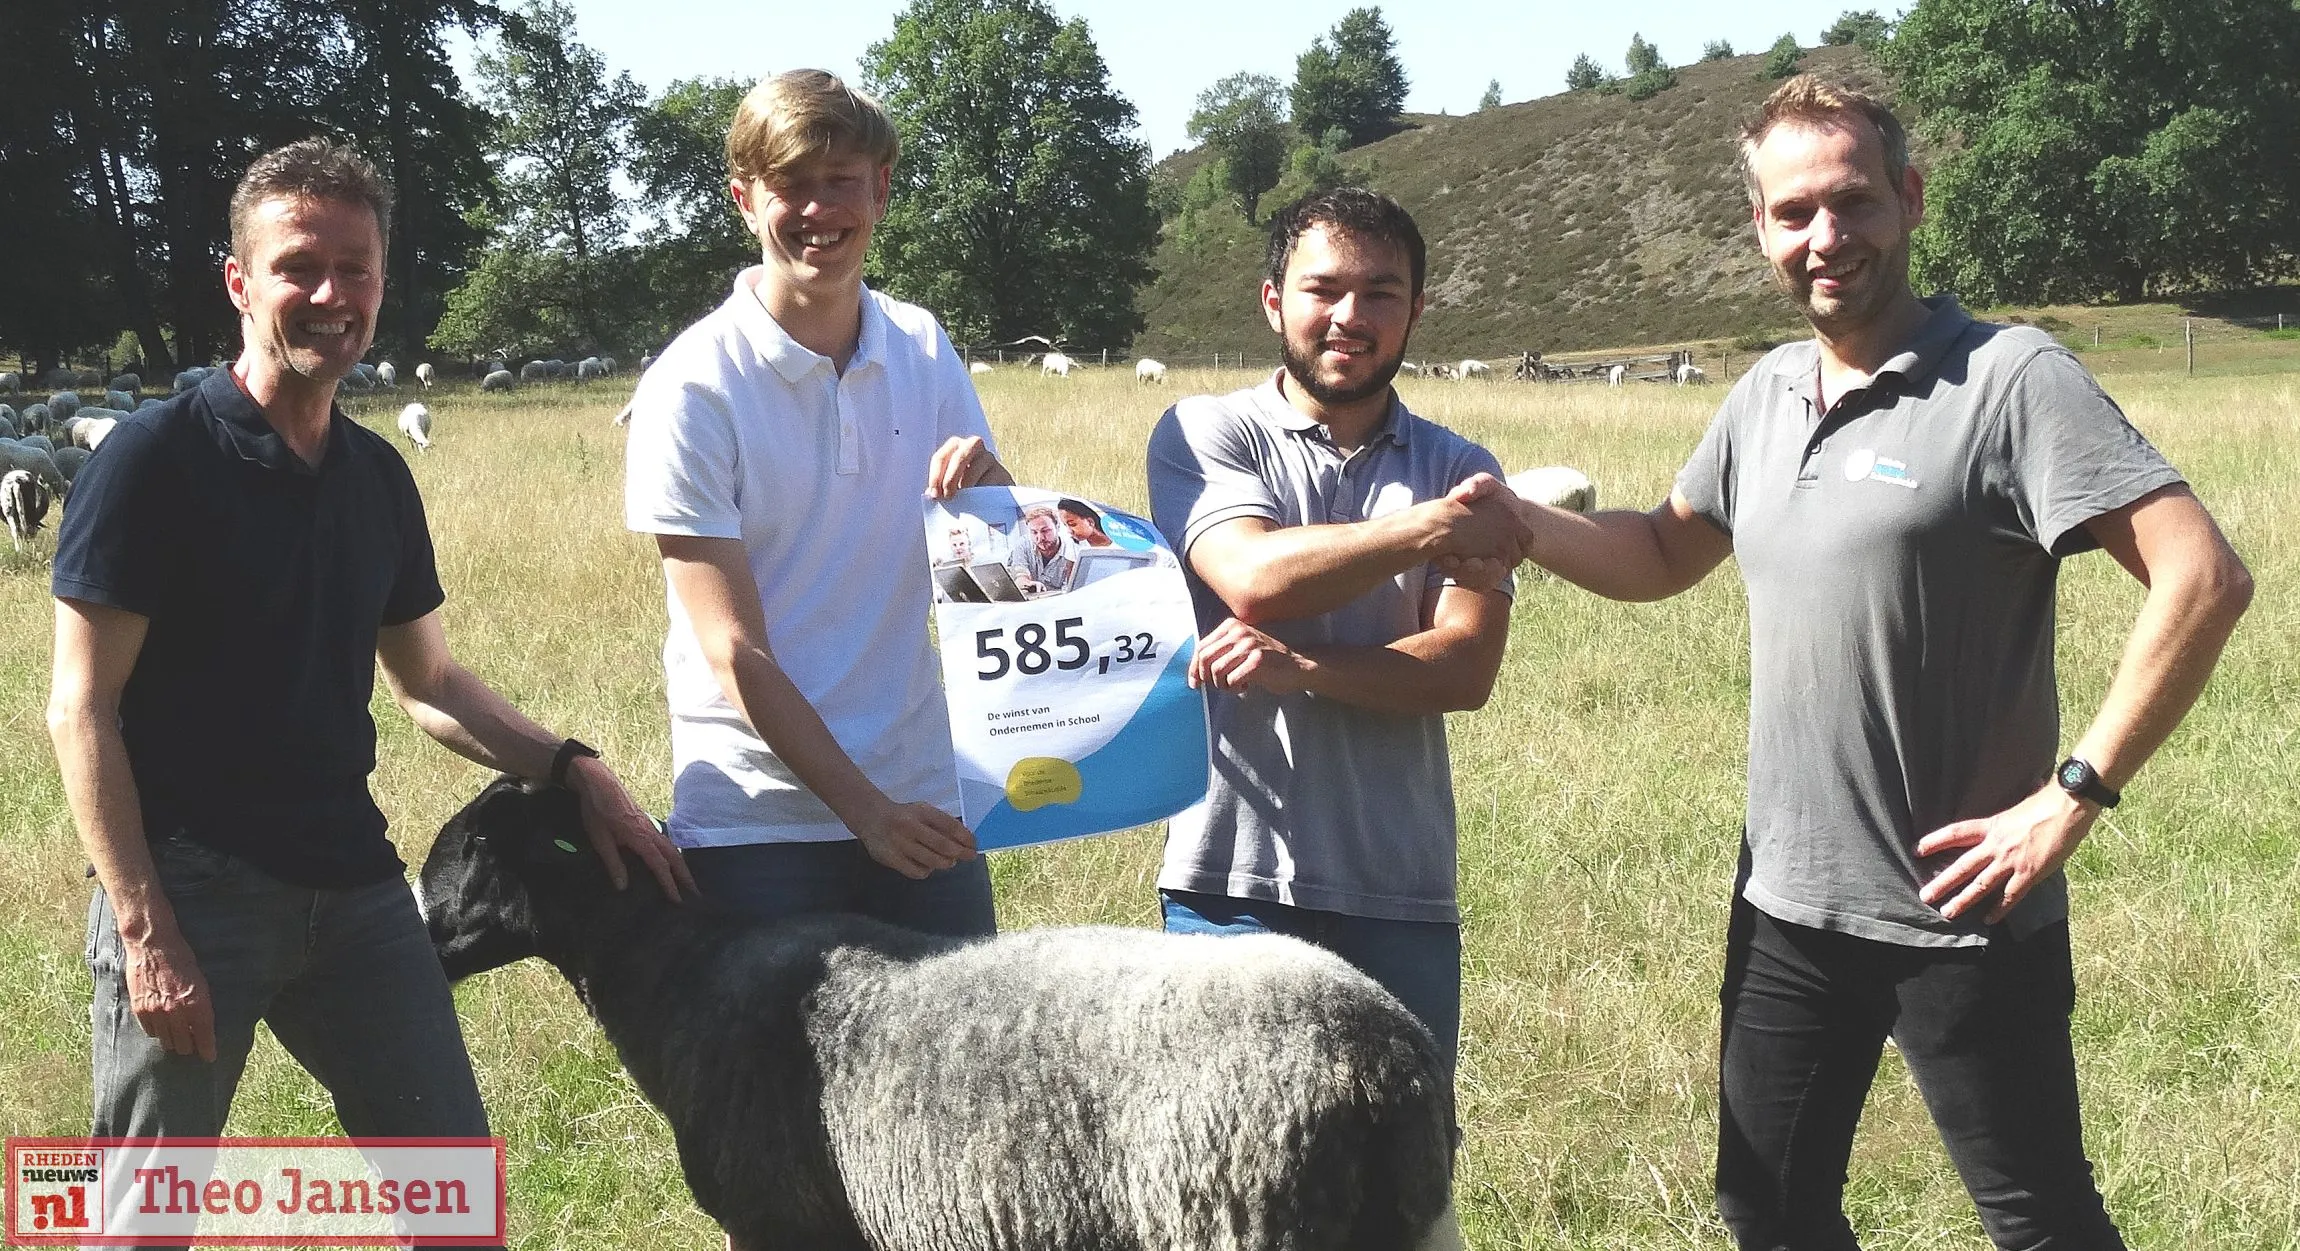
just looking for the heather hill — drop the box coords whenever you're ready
[1136,44,1888,360]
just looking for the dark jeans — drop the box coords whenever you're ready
[88,832,491,1248]
[1715,897,2124,1251]
[682,838,998,937]
[1158,888,1461,1082]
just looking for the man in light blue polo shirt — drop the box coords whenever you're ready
[1480,77,2252,1249]
[1147,188,1527,1083]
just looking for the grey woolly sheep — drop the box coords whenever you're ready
[53,445,91,483]
[0,441,66,494]
[576,357,606,381]
[0,414,15,441]
[0,372,19,394]
[109,372,141,395]
[519,360,549,383]
[77,368,100,388]
[48,391,82,420]
[173,367,214,394]
[419,778,1460,1251]
[481,369,515,393]
[104,388,135,411]
[19,403,50,435]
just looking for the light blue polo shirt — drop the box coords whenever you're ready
[1677,298,2184,946]
[1147,373,1512,924]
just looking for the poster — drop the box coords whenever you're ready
[924,486,1208,850]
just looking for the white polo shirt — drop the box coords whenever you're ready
[624,269,995,846]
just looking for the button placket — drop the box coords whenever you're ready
[834,374,859,475]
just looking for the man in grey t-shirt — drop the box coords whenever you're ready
[1146,188,1522,1090]
[1477,78,2251,1249]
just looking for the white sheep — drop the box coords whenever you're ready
[419,779,1461,1251]
[1506,465,1598,513]
[576,357,607,382]
[397,402,432,450]
[1607,364,1627,387]
[70,414,121,452]
[481,369,515,393]
[968,361,993,375]
[377,361,398,388]
[1677,362,1707,385]
[3,469,51,551]
[1456,359,1491,381]
[1135,357,1167,384]
[639,353,657,373]
[415,362,436,389]
[1040,351,1074,377]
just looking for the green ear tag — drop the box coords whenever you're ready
[553,839,581,854]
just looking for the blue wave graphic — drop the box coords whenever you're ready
[974,642,1208,850]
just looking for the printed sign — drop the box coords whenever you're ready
[925,487,1207,849]
[6,1138,503,1246]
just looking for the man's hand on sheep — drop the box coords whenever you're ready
[924,436,1015,499]
[1190,617,1314,696]
[565,754,697,901]
[853,799,978,880]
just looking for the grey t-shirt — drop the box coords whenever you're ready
[1147,374,1511,924]
[1676,298,2184,946]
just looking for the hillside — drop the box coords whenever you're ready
[1136,45,1889,359]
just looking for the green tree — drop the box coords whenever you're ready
[1478,79,1502,111]
[863,0,1157,348]
[1763,33,1803,79]
[1887,0,2300,303]
[1822,10,1892,49]
[1702,39,1735,61]
[1188,72,1290,223]
[1565,53,1605,91]
[1290,7,1409,147]
[1625,33,1662,76]
[627,75,755,344]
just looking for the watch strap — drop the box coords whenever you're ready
[2054,756,2120,809]
[549,737,600,789]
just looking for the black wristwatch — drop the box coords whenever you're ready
[549,737,600,789]
[2053,756,2120,809]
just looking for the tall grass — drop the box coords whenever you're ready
[1,364,2292,1248]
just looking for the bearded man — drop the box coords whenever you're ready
[1145,187,1528,1092]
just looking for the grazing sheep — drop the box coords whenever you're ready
[69,413,123,451]
[1135,357,1167,384]
[1456,359,1491,381]
[1398,361,1423,377]
[77,368,101,388]
[377,361,398,387]
[1040,351,1074,377]
[19,403,50,435]
[0,372,18,394]
[544,358,568,379]
[53,445,91,484]
[103,388,134,412]
[1506,465,1598,514]
[173,368,211,394]
[968,361,993,375]
[415,362,436,389]
[420,778,1459,1251]
[576,357,607,381]
[0,416,14,441]
[598,355,618,374]
[1,441,63,491]
[1427,363,1458,381]
[108,372,141,396]
[48,391,82,420]
[520,360,550,383]
[397,402,432,450]
[3,469,52,551]
[481,369,516,393]
[137,398,162,411]
[1676,362,1707,385]
[639,353,657,373]
[15,433,56,458]
[1607,364,1627,387]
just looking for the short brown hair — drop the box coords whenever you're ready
[726,70,899,186]
[229,139,394,261]
[1739,76,1910,207]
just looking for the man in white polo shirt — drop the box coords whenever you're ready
[623,69,1013,933]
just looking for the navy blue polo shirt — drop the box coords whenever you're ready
[53,369,444,888]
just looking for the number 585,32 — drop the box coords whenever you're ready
[975,617,1089,679]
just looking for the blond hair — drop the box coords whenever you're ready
[726,69,899,186]
[1739,75,1909,207]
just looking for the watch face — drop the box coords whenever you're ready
[2059,760,2088,789]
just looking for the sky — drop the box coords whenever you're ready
[467,1,1886,160]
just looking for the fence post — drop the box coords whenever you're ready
[1101,348,1109,366]
[2093,326,2100,348]
[2186,318,2194,376]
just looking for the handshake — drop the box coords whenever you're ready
[1427,465,1598,592]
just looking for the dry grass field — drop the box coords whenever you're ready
[1,358,2294,1249]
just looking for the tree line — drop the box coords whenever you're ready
[6,0,2296,379]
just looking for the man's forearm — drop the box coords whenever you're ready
[2070,556,2253,788]
[396,663,562,781]
[714,644,888,827]
[1523,504,1714,602]
[1214,506,1454,624]
[48,702,173,942]
[1293,633,1500,715]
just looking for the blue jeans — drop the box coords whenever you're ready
[88,832,491,1248]
[683,839,997,937]
[1716,897,2124,1250]
[1158,889,1461,1080]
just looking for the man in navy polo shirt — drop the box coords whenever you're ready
[1476,79,2252,1248]
[46,140,691,1182]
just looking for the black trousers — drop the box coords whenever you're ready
[1715,897,2125,1251]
